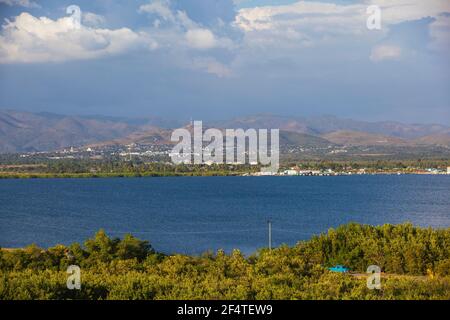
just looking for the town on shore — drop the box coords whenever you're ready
[250,165,450,176]
[0,144,449,178]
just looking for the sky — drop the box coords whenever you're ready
[0,0,449,124]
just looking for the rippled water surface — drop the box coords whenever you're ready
[1,175,449,254]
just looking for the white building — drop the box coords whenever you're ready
[256,171,276,176]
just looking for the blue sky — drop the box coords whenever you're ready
[0,0,449,124]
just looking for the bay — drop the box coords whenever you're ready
[0,175,449,255]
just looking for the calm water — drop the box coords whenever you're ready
[0,175,449,254]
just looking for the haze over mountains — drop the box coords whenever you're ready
[1,110,449,153]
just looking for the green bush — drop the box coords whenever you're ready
[1,224,449,300]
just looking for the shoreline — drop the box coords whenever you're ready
[0,171,248,179]
[0,172,449,179]
[2,222,449,252]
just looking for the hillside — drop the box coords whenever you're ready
[0,110,141,152]
[322,130,410,146]
[214,114,450,139]
[414,133,450,147]
[87,127,174,147]
[213,114,316,135]
[280,131,334,148]
[1,110,450,153]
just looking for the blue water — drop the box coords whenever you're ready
[0,175,449,254]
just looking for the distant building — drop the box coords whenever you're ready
[258,171,276,176]
[284,170,298,176]
[447,167,450,174]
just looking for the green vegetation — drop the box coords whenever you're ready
[1,223,449,300]
[282,159,450,172]
[0,160,258,179]
[0,171,245,179]
[1,158,449,179]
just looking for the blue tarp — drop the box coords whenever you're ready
[328,265,349,273]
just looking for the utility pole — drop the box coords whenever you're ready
[268,218,272,250]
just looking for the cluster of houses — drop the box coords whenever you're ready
[426,167,450,175]
[249,166,340,176]
[258,166,450,176]
[281,168,335,176]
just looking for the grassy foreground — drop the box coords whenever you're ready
[1,223,449,300]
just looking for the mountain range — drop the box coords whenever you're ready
[1,110,449,153]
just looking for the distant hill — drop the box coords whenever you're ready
[0,110,153,153]
[280,131,334,148]
[1,110,449,153]
[322,130,410,146]
[88,127,174,147]
[213,114,449,139]
[414,133,450,147]
[212,114,316,135]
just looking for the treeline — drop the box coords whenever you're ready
[0,159,258,178]
[2,156,450,174]
[282,159,450,171]
[1,224,449,300]
[44,160,257,175]
[305,224,450,275]
[0,171,242,179]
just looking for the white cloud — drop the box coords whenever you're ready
[185,29,217,50]
[235,0,450,39]
[192,57,232,77]
[235,0,450,33]
[137,0,234,76]
[82,12,106,28]
[0,12,157,63]
[2,0,448,78]
[139,0,176,23]
[139,0,195,29]
[0,0,38,8]
[235,1,366,33]
[139,0,231,50]
[370,45,402,61]
[370,0,450,24]
[234,0,450,63]
[428,14,450,53]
